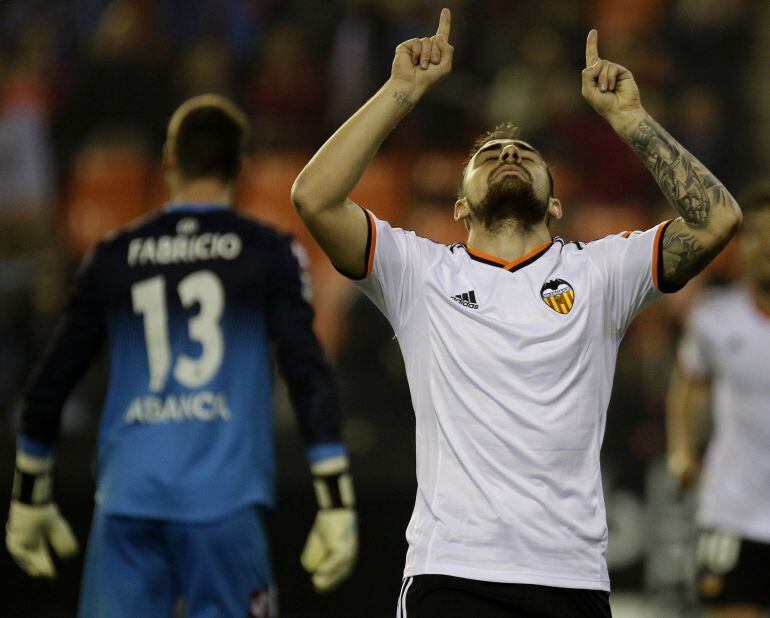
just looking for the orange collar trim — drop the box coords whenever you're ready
[466,239,554,271]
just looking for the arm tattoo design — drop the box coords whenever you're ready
[392,91,414,111]
[629,118,738,288]
[630,119,729,228]
[660,219,723,285]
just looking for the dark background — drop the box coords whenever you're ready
[1,0,768,615]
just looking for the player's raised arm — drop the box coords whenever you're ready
[291,8,453,278]
[581,29,742,290]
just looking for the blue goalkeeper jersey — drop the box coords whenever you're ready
[19,203,343,522]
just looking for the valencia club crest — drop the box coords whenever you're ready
[540,279,575,314]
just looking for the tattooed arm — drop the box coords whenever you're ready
[582,30,741,289]
[626,116,740,288]
[292,10,453,277]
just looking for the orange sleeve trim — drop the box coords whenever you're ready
[364,208,377,277]
[335,207,377,280]
[652,224,663,290]
[652,219,682,293]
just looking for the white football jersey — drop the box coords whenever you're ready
[355,210,673,591]
[678,284,770,543]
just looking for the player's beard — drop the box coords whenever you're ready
[469,174,549,234]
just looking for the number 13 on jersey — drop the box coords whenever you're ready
[131,270,225,392]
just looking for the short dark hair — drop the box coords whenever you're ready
[737,180,770,217]
[458,122,553,199]
[170,96,249,182]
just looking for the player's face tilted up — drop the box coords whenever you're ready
[456,135,558,234]
[293,7,740,618]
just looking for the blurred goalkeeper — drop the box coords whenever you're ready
[5,94,357,617]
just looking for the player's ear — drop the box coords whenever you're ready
[546,197,562,221]
[454,197,470,223]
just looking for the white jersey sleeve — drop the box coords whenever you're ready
[584,220,677,336]
[352,209,428,329]
[677,299,713,379]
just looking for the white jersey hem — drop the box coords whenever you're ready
[403,563,610,592]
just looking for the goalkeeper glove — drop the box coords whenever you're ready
[6,452,79,578]
[301,454,358,593]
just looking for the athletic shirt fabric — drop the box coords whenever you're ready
[19,204,342,522]
[355,210,673,591]
[678,284,770,543]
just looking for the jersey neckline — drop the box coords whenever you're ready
[463,238,560,273]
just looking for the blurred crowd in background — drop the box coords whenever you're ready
[1,0,768,616]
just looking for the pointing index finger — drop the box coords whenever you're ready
[436,7,451,40]
[585,29,599,67]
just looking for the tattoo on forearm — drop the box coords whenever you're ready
[629,118,739,288]
[660,220,718,284]
[630,119,729,229]
[392,91,414,111]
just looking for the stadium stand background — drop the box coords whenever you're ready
[0,1,768,615]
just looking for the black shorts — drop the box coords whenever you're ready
[696,528,770,608]
[396,574,611,618]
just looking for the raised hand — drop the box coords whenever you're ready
[581,29,642,125]
[390,8,454,99]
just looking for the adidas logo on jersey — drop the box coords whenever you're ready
[451,290,479,309]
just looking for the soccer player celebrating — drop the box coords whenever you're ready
[291,9,741,617]
[667,184,770,618]
[5,95,357,617]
